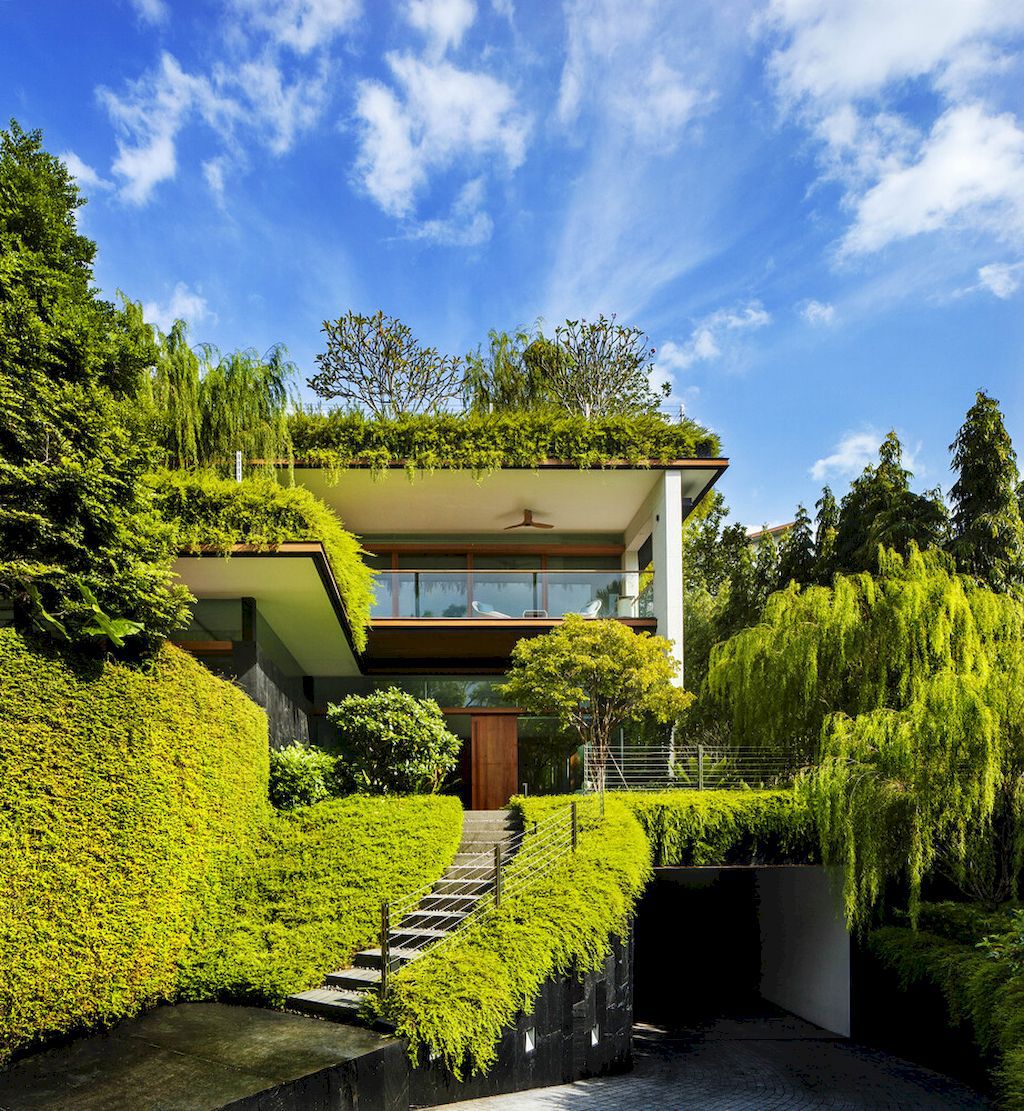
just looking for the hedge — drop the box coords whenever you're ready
[288,410,721,474]
[148,469,375,650]
[869,904,1024,1108]
[378,795,651,1076]
[183,794,464,1006]
[0,629,268,1065]
[620,789,815,866]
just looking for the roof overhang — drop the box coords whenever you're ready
[172,544,361,676]
[289,460,727,537]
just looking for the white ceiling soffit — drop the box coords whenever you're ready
[293,467,719,536]
[172,554,360,676]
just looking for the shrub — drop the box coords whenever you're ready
[378,795,651,1076]
[0,629,268,1065]
[181,795,463,1006]
[328,688,461,794]
[148,469,375,650]
[268,742,337,809]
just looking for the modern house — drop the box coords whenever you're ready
[172,451,727,809]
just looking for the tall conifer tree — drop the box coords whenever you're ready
[778,504,814,586]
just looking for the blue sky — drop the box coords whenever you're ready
[4,1,1024,528]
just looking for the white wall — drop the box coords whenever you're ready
[756,867,850,1036]
[651,470,684,679]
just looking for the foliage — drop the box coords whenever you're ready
[0,629,268,1065]
[268,742,337,810]
[309,310,465,418]
[145,325,295,475]
[949,390,1024,591]
[700,546,1024,927]
[501,617,692,792]
[463,327,550,413]
[869,904,1024,1109]
[148,469,375,650]
[619,789,814,867]
[0,120,189,651]
[833,431,947,574]
[287,409,721,474]
[778,504,814,586]
[182,795,463,1008]
[378,796,651,1076]
[813,486,839,584]
[328,688,461,794]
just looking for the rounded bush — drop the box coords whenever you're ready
[268,742,337,809]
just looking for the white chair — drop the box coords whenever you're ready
[472,600,513,619]
[574,599,602,618]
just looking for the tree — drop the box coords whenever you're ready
[834,432,947,573]
[309,310,464,418]
[531,315,669,417]
[813,486,839,584]
[500,616,692,793]
[948,390,1024,590]
[700,546,1024,926]
[777,504,814,586]
[0,120,189,650]
[328,688,461,794]
[463,328,550,412]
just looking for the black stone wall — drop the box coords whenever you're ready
[409,931,633,1107]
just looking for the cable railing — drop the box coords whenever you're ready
[377,801,586,996]
[583,743,805,792]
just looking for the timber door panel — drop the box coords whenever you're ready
[471,715,518,810]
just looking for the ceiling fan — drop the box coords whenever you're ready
[504,509,554,531]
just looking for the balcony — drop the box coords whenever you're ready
[370,570,654,621]
[364,570,657,673]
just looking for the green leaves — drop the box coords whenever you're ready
[78,584,144,648]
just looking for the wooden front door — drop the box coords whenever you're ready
[471,714,518,810]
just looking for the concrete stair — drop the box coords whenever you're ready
[286,809,521,1025]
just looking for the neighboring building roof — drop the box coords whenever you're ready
[746,522,795,544]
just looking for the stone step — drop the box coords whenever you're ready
[432,876,491,893]
[389,925,449,948]
[326,966,382,991]
[400,908,468,930]
[286,987,365,1022]
[418,892,484,913]
[353,946,420,971]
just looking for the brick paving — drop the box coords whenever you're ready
[439,1012,991,1110]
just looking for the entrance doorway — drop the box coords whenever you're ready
[471,714,518,810]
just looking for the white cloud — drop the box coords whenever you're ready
[406,0,477,56]
[353,53,528,218]
[231,54,329,154]
[130,0,169,24]
[59,151,112,192]
[655,302,772,374]
[841,104,1024,255]
[142,282,212,334]
[229,0,361,54]
[801,299,836,325]
[810,430,880,481]
[409,176,493,245]
[98,53,240,204]
[978,260,1024,298]
[203,156,229,202]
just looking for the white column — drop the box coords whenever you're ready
[652,470,684,681]
[621,548,640,618]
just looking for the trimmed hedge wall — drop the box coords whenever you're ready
[184,795,464,1006]
[288,410,721,473]
[148,469,375,650]
[379,795,651,1076]
[0,629,268,1065]
[869,904,1024,1109]
[620,789,815,866]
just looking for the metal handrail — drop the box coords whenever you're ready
[583,743,806,791]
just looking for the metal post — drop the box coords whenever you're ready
[379,900,390,998]
[571,801,578,851]
[697,743,705,791]
[234,449,243,483]
[532,820,538,837]
[494,843,503,907]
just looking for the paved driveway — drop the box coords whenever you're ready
[440,1013,990,1110]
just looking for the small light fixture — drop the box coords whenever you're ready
[524,1027,536,1055]
[590,1024,600,1047]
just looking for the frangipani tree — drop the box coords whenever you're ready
[501,617,692,794]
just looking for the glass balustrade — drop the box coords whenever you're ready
[370,570,651,620]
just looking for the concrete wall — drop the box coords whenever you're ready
[756,866,850,1036]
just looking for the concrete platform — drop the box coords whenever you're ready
[0,1003,407,1111]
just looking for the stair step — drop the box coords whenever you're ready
[433,877,491,892]
[287,987,366,1022]
[390,925,449,948]
[326,966,382,991]
[401,909,468,930]
[354,947,420,971]
[419,893,484,912]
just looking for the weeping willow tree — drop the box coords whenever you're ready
[147,322,294,474]
[699,546,1024,927]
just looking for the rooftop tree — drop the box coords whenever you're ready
[501,616,692,794]
[777,505,814,587]
[309,310,465,418]
[948,390,1024,591]
[0,120,188,650]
